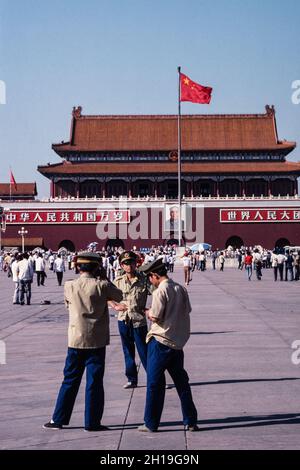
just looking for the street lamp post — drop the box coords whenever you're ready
[18,226,28,253]
[0,207,10,253]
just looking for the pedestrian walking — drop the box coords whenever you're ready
[199,252,205,271]
[67,253,72,270]
[219,252,225,271]
[18,253,34,305]
[138,258,198,433]
[277,252,286,281]
[182,252,191,285]
[11,254,20,304]
[244,251,253,280]
[43,252,123,431]
[168,253,175,273]
[253,249,262,280]
[4,252,12,278]
[285,251,294,281]
[294,251,300,281]
[211,251,217,270]
[271,251,279,281]
[48,253,55,271]
[190,253,196,272]
[35,253,46,286]
[267,251,272,268]
[54,254,65,286]
[237,251,243,270]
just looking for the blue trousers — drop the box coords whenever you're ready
[144,338,197,431]
[118,320,147,384]
[246,265,252,280]
[19,280,31,304]
[52,347,106,429]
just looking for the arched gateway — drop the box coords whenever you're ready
[225,236,244,249]
[59,240,75,252]
[275,238,290,249]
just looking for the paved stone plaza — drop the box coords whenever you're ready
[0,265,300,450]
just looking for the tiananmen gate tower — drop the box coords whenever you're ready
[1,105,300,251]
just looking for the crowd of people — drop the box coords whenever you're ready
[163,246,300,283]
[1,243,299,307]
[236,248,300,282]
[0,250,69,305]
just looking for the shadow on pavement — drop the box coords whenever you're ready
[85,413,300,433]
[190,377,300,387]
[190,331,236,335]
[56,412,300,434]
[198,412,300,432]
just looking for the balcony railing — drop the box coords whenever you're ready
[0,193,296,203]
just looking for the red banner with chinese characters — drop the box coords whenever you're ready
[220,208,300,223]
[5,209,130,224]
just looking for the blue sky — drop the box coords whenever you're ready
[1,0,300,197]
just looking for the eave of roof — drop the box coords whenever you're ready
[52,143,296,153]
[37,161,300,176]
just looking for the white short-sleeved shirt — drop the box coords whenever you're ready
[146,278,192,350]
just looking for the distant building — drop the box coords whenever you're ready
[38,105,299,199]
[1,105,300,252]
[0,183,37,201]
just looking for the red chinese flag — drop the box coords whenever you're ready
[180,73,212,104]
[10,170,17,190]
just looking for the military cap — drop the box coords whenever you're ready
[119,250,138,264]
[138,257,165,275]
[74,251,102,265]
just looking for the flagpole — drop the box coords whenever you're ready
[9,167,11,201]
[177,66,182,247]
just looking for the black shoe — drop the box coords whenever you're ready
[84,424,110,432]
[123,382,137,389]
[20,302,25,305]
[184,424,199,432]
[43,421,62,430]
